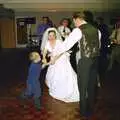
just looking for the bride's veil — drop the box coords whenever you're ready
[40,27,62,51]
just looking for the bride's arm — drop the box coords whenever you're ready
[42,48,47,64]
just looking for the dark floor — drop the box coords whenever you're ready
[0,48,120,120]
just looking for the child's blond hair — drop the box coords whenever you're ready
[29,52,41,63]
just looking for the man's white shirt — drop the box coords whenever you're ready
[53,27,101,56]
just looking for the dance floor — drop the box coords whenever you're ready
[0,48,120,120]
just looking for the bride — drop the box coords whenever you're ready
[41,27,79,102]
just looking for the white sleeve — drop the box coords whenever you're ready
[98,30,101,49]
[67,27,71,33]
[57,27,61,32]
[53,28,82,56]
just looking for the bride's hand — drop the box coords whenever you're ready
[42,58,47,64]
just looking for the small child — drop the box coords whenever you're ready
[20,52,42,110]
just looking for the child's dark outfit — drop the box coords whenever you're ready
[20,61,42,110]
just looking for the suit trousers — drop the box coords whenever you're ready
[77,56,98,116]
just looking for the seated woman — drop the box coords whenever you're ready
[41,27,79,102]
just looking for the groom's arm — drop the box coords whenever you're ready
[53,28,82,56]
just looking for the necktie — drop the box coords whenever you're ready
[63,27,65,33]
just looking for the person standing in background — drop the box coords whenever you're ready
[58,18,71,41]
[36,16,51,47]
[108,19,120,70]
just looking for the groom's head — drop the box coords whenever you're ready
[72,12,86,27]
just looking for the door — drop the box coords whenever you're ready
[0,18,16,48]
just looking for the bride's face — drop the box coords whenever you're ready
[48,31,56,41]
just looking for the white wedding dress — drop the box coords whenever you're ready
[45,40,80,102]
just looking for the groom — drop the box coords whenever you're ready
[51,11,101,118]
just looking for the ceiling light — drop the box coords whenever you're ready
[47,9,57,12]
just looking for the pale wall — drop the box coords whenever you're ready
[15,11,120,35]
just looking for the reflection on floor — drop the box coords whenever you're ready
[0,48,120,120]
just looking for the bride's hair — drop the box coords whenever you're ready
[48,30,56,34]
[48,30,56,38]
[41,27,62,51]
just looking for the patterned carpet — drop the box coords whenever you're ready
[0,83,82,120]
[0,48,120,120]
[0,79,120,120]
